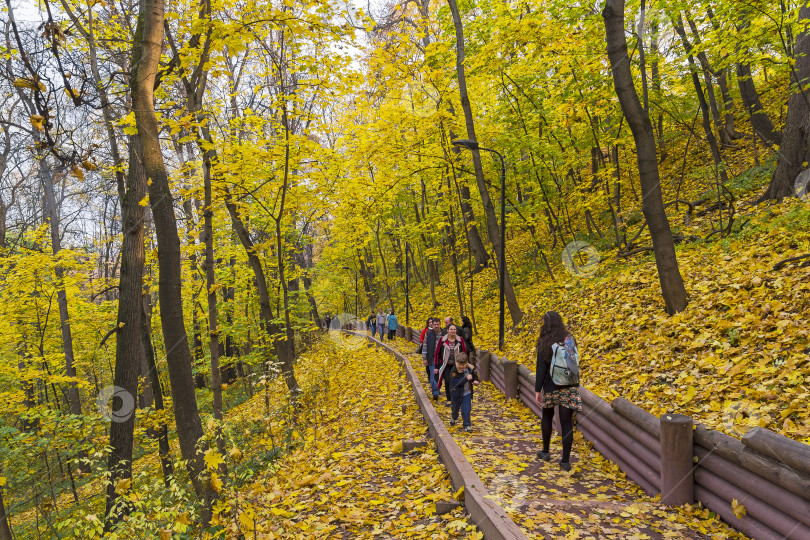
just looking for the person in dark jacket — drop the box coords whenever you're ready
[534,311,582,471]
[458,316,475,365]
[441,316,454,336]
[435,324,467,405]
[368,312,376,337]
[449,354,479,431]
[422,318,441,400]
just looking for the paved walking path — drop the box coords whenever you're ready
[390,340,746,540]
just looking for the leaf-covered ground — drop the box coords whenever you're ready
[210,337,482,539]
[385,340,748,539]
[406,200,810,443]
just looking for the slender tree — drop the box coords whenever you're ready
[131,0,214,515]
[603,0,688,315]
[446,0,523,326]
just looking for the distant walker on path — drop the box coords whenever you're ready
[387,310,398,340]
[376,310,386,341]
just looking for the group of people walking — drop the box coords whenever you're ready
[366,308,581,471]
[413,311,582,471]
[366,309,398,341]
[416,316,478,431]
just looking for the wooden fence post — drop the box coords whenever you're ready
[478,351,491,382]
[660,413,694,505]
[502,360,518,399]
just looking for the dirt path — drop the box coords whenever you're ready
[394,340,746,540]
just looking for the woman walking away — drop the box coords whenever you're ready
[387,310,398,340]
[459,316,476,365]
[376,310,386,341]
[435,324,467,405]
[422,318,442,400]
[534,311,582,472]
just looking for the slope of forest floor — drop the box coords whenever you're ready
[13,339,481,539]
[405,197,810,443]
[225,337,481,539]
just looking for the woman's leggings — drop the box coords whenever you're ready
[541,406,575,463]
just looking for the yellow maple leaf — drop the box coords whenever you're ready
[114,477,131,495]
[209,471,223,493]
[204,448,224,471]
[731,498,746,519]
[70,165,84,180]
[453,485,465,501]
[29,115,45,131]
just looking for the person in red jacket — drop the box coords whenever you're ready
[434,324,467,405]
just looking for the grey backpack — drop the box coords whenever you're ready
[550,340,580,386]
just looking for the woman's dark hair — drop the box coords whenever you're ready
[461,316,472,328]
[425,317,432,328]
[536,311,570,364]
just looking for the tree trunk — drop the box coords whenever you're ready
[682,14,728,146]
[301,241,322,326]
[222,186,299,393]
[737,63,782,147]
[38,162,82,419]
[673,14,730,187]
[141,288,173,485]
[132,0,213,515]
[104,135,148,524]
[0,482,12,540]
[704,7,741,141]
[445,118,489,273]
[373,220,394,309]
[447,0,523,326]
[445,173,466,315]
[275,94,297,390]
[604,0,688,315]
[202,147,225,457]
[734,9,782,148]
[761,1,810,200]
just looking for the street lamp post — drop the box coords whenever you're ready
[405,239,409,326]
[452,138,506,351]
